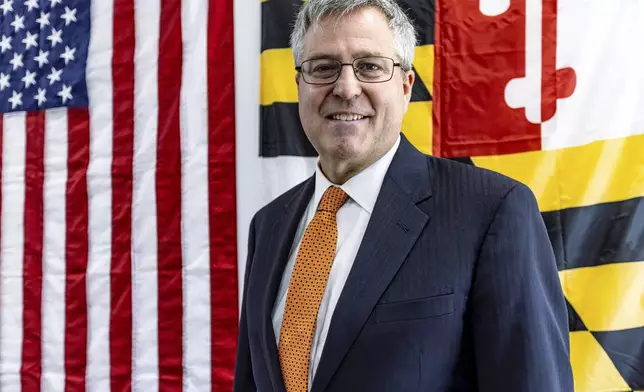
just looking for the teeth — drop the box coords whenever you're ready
[331,113,365,121]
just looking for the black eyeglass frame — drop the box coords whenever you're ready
[295,56,404,85]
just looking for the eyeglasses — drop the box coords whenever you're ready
[295,56,402,85]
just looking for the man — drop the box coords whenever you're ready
[234,0,574,391]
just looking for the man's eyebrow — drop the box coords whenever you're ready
[353,50,386,58]
[303,50,388,61]
[305,53,337,60]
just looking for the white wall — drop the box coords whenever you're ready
[234,0,262,307]
[234,0,318,307]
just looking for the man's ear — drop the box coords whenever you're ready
[404,70,415,99]
[295,72,301,86]
[403,70,415,112]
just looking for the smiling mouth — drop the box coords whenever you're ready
[326,113,368,121]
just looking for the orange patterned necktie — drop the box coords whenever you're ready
[278,186,348,392]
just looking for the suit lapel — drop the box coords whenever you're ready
[311,135,433,392]
[259,177,315,392]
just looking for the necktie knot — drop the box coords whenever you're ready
[317,186,348,213]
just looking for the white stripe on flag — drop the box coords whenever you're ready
[0,112,27,392]
[133,0,161,390]
[86,0,115,389]
[41,109,68,392]
[181,0,212,390]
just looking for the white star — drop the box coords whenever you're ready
[34,49,49,68]
[22,31,38,50]
[49,0,61,7]
[60,6,76,26]
[21,70,37,88]
[36,11,50,29]
[9,90,22,109]
[60,45,76,65]
[0,0,13,16]
[57,84,72,104]
[35,88,47,106]
[0,73,10,91]
[47,67,62,85]
[9,52,23,70]
[24,0,38,11]
[0,35,11,53]
[10,14,25,33]
[47,28,63,47]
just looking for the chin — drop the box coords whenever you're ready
[324,138,364,161]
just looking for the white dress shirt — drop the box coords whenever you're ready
[271,135,401,389]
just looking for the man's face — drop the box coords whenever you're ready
[297,7,414,174]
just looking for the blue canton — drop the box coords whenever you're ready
[0,0,90,113]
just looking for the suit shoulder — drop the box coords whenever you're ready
[422,155,541,245]
[426,155,529,201]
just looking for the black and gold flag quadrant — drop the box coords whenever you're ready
[471,142,644,391]
[259,1,644,391]
[260,0,435,157]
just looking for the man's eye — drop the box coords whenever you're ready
[312,65,336,73]
[358,63,381,72]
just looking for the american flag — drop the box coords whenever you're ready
[0,0,238,391]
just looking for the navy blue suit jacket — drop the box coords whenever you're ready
[234,135,573,391]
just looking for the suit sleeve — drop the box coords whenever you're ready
[233,216,257,392]
[471,183,574,391]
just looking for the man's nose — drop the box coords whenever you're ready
[332,65,362,100]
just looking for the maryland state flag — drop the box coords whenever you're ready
[260,0,644,390]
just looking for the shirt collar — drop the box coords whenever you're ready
[313,134,401,214]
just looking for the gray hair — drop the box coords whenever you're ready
[290,0,418,71]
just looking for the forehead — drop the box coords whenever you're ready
[302,7,396,59]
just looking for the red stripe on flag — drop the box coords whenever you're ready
[22,111,45,392]
[207,0,239,389]
[0,117,3,330]
[157,0,184,390]
[111,1,135,390]
[0,116,3,270]
[65,108,90,392]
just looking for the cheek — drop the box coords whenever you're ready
[367,88,396,116]
[299,86,326,109]
[298,103,315,127]
[372,98,393,121]
[378,90,406,118]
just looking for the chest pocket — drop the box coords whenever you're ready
[374,293,455,323]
